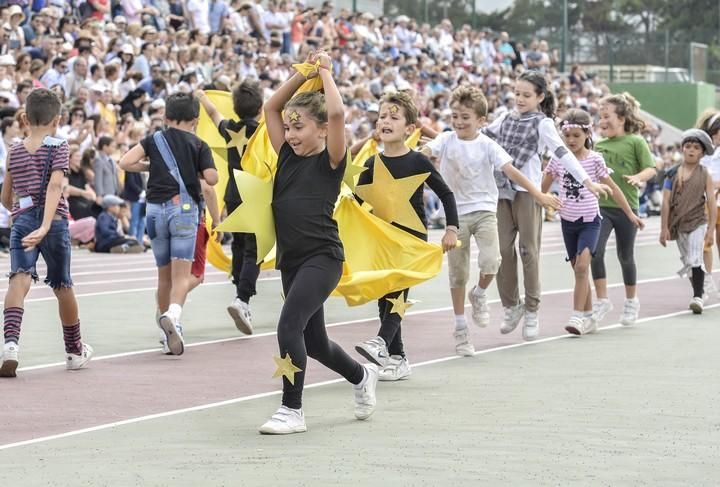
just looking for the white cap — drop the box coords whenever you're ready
[150,99,166,109]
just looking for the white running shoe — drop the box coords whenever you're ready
[592,298,613,322]
[704,274,717,300]
[66,343,93,370]
[258,406,307,434]
[159,323,183,355]
[619,298,640,326]
[158,312,185,355]
[583,314,598,334]
[355,336,390,367]
[564,315,584,336]
[468,286,490,327]
[454,329,475,357]
[354,364,379,420]
[500,302,525,334]
[0,342,19,378]
[379,355,411,381]
[689,296,704,314]
[522,310,539,341]
[227,298,253,335]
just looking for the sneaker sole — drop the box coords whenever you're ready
[689,303,703,314]
[159,316,184,356]
[378,371,411,381]
[354,344,388,367]
[258,424,307,435]
[0,359,18,378]
[565,325,583,336]
[227,306,253,335]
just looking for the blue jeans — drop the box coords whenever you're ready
[146,199,198,267]
[9,208,73,288]
[129,201,146,241]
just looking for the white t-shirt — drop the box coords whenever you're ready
[701,147,720,206]
[187,0,211,34]
[427,131,512,214]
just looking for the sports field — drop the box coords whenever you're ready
[1,216,718,486]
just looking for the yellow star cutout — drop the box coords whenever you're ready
[272,353,303,385]
[225,126,249,151]
[386,295,419,318]
[354,155,429,234]
[288,110,301,122]
[342,150,367,192]
[215,169,275,264]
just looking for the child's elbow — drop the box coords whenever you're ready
[203,169,219,186]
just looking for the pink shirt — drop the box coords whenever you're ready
[545,150,609,223]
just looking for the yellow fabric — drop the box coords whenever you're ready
[406,128,422,149]
[291,61,327,93]
[353,138,378,167]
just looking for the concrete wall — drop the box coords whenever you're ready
[609,82,716,130]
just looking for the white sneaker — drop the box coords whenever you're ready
[499,302,524,334]
[704,274,717,300]
[258,406,307,434]
[689,296,704,314]
[454,329,475,357]
[583,314,598,334]
[564,315,585,336]
[592,298,613,322]
[0,342,19,378]
[66,343,93,370]
[158,312,184,355]
[159,323,183,355]
[522,310,539,341]
[355,336,390,367]
[468,286,490,327]
[620,298,640,326]
[227,298,253,335]
[354,364,379,420]
[379,355,411,381]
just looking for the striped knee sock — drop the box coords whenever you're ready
[62,322,82,355]
[4,307,23,344]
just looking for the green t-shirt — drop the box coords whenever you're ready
[595,134,656,210]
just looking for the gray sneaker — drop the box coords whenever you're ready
[500,302,525,334]
[468,286,490,327]
[158,312,185,355]
[0,342,19,378]
[355,336,390,367]
[592,298,613,322]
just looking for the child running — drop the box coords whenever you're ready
[696,111,720,297]
[353,91,458,380]
[259,51,378,434]
[482,70,609,340]
[0,88,92,378]
[541,109,640,336]
[197,82,263,334]
[591,93,657,326]
[119,93,218,356]
[660,129,717,313]
[423,86,561,356]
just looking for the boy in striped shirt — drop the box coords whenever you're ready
[0,88,93,377]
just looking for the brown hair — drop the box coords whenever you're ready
[559,108,593,149]
[284,91,327,124]
[601,92,645,134]
[380,91,418,125]
[450,85,488,118]
[696,108,720,137]
[232,79,263,119]
[26,88,62,126]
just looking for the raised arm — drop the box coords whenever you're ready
[264,71,307,155]
[196,90,224,128]
[317,52,345,167]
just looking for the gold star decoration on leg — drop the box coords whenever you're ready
[354,155,429,234]
[272,353,303,385]
[386,295,419,318]
[215,169,275,263]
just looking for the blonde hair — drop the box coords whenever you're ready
[600,92,645,134]
[450,85,488,118]
[380,91,418,125]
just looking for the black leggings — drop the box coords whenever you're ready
[377,289,409,358]
[227,201,261,303]
[278,254,364,409]
[591,207,638,286]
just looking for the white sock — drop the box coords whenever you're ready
[572,310,584,317]
[455,315,467,331]
[473,286,487,297]
[583,310,593,318]
[354,366,368,389]
[168,303,182,321]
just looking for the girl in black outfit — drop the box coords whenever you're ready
[259,52,379,435]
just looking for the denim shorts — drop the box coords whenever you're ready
[146,199,198,267]
[561,215,601,261]
[9,208,73,288]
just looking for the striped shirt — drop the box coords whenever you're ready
[8,140,70,218]
[545,150,609,223]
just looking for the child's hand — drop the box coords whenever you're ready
[317,51,331,71]
[195,89,206,99]
[441,228,458,253]
[537,192,561,210]
[704,230,714,249]
[587,181,612,199]
[624,174,644,187]
[659,227,670,247]
[22,226,49,250]
[630,213,645,230]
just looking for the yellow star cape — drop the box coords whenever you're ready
[197,65,443,305]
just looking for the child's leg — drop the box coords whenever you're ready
[236,233,261,303]
[513,192,542,312]
[4,274,31,345]
[496,199,520,308]
[591,208,615,300]
[168,259,193,311]
[54,288,83,354]
[156,264,172,313]
[573,249,593,312]
[376,289,408,356]
[612,209,639,299]
[448,216,471,327]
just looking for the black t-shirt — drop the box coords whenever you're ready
[140,127,215,204]
[358,150,459,239]
[67,168,96,220]
[272,142,345,271]
[218,118,259,207]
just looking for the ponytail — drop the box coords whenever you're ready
[539,89,555,119]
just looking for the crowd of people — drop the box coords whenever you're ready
[0,1,719,436]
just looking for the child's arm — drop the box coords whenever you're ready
[21,170,64,250]
[196,90,224,128]
[540,172,553,194]
[625,138,657,187]
[1,172,12,211]
[625,167,657,187]
[317,52,345,168]
[601,175,645,229]
[264,66,309,154]
[659,187,671,247]
[118,144,149,172]
[706,172,718,248]
[201,179,222,242]
[507,163,561,209]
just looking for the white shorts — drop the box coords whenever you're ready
[676,224,707,277]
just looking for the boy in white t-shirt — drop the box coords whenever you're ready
[422,86,561,355]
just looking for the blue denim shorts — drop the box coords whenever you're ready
[146,199,198,267]
[561,215,601,261]
[9,208,73,288]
